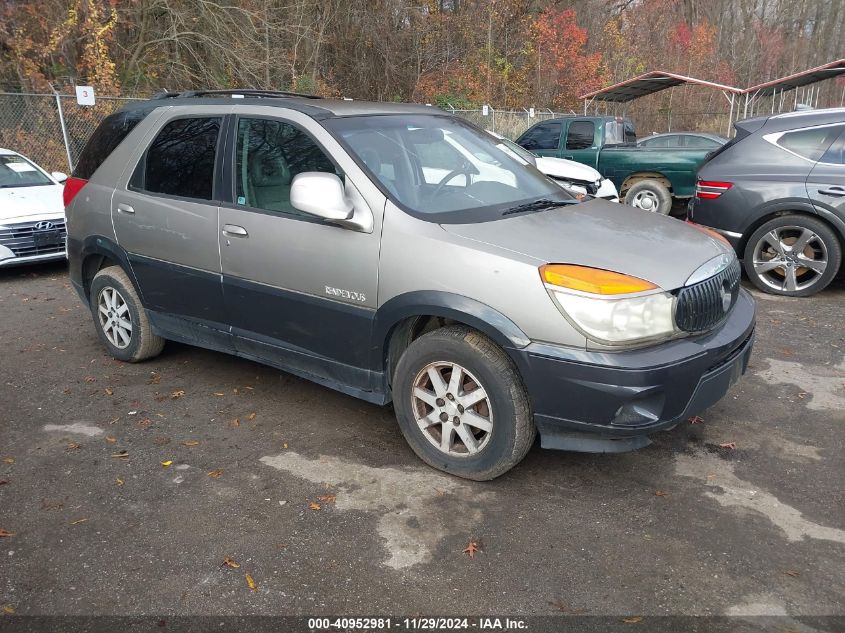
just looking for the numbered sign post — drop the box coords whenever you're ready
[75,86,95,106]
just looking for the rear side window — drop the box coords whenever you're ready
[819,128,845,165]
[139,117,221,200]
[518,122,561,151]
[566,121,595,150]
[776,125,843,162]
[640,136,668,148]
[72,109,147,179]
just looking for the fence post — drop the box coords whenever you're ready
[52,89,74,171]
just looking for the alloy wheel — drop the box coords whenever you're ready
[751,226,828,293]
[97,286,133,349]
[411,361,493,457]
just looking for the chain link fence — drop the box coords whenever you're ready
[0,92,142,173]
[443,107,577,139]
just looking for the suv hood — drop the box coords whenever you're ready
[0,185,65,223]
[442,199,730,290]
[534,156,602,183]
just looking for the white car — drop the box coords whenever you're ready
[0,148,68,268]
[488,131,619,201]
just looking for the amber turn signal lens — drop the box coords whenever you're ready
[540,264,657,295]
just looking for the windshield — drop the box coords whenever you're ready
[325,114,571,220]
[0,154,52,188]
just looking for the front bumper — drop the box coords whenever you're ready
[507,288,756,452]
[0,219,68,267]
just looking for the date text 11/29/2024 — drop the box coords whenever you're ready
[308,617,528,630]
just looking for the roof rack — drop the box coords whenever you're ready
[149,89,321,101]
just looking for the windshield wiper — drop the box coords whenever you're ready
[502,198,575,216]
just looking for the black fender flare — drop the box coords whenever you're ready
[370,290,531,374]
[76,236,141,302]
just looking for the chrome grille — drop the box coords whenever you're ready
[0,219,67,258]
[675,258,741,333]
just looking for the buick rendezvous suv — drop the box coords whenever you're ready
[65,90,755,480]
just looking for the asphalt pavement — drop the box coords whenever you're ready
[0,262,843,629]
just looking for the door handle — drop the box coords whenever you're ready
[222,224,249,237]
[818,186,845,197]
[116,203,135,214]
[563,155,574,159]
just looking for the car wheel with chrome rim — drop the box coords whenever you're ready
[743,215,841,297]
[89,266,165,362]
[393,325,535,480]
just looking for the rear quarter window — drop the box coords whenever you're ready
[72,109,149,179]
[775,125,844,162]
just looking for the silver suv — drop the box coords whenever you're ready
[66,90,755,480]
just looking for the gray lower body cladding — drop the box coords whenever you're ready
[507,289,756,452]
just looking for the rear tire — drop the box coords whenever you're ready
[743,215,841,297]
[625,180,672,214]
[392,326,535,481]
[89,267,164,362]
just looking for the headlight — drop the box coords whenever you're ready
[540,264,677,345]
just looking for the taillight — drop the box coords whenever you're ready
[63,177,88,207]
[695,180,732,200]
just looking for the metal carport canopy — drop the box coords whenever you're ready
[579,71,742,103]
[744,59,845,96]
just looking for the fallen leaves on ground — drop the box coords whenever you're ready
[308,502,321,510]
[282,443,288,449]
[245,574,257,591]
[111,450,129,459]
[548,600,589,614]
[222,557,240,569]
[105,388,114,396]
[105,436,117,444]
[623,616,643,624]
[83,376,96,383]
[0,529,15,537]
[116,477,124,486]
[3,457,15,464]
[138,418,153,429]
[69,518,88,525]
[718,442,737,450]
[2,605,14,615]
[688,415,705,424]
[654,490,670,497]
[181,440,199,447]
[207,469,224,478]
[161,460,173,468]
[66,442,81,450]
[171,390,185,399]
[316,495,336,504]
[247,412,256,421]
[148,373,161,385]
[783,570,801,577]
[213,392,225,397]
[227,419,240,429]
[463,540,481,558]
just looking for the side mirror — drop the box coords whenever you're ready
[290,172,353,221]
[51,171,68,183]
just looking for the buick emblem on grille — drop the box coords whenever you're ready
[34,221,55,230]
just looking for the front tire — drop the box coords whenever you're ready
[743,215,841,297]
[392,326,535,481]
[89,267,164,362]
[625,180,672,214]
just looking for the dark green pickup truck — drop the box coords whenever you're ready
[516,116,710,214]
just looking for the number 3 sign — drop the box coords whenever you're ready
[75,86,95,106]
